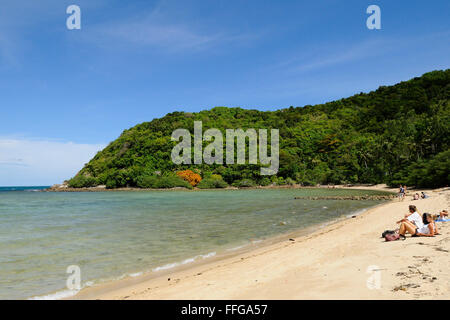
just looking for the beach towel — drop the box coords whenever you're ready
[435,218,450,222]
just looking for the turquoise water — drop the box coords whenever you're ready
[0,188,390,299]
[0,186,50,192]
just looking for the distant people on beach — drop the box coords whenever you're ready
[413,193,420,200]
[398,185,405,201]
[434,209,448,220]
[421,192,429,199]
[431,211,448,221]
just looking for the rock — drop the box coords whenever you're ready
[294,194,395,201]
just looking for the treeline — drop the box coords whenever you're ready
[68,70,450,189]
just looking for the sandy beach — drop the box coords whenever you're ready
[74,185,450,300]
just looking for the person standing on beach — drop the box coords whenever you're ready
[398,185,405,201]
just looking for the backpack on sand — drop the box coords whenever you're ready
[381,230,396,238]
[384,232,400,241]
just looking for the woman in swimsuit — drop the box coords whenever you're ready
[399,213,438,239]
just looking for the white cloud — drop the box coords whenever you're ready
[0,138,105,186]
[273,31,450,75]
[96,20,220,51]
[82,2,257,53]
[294,39,386,72]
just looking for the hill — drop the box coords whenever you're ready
[68,70,450,189]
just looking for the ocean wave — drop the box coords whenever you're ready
[29,289,80,300]
[152,251,217,272]
[30,250,221,299]
[28,281,94,300]
[199,252,216,259]
[152,262,179,272]
[226,245,247,251]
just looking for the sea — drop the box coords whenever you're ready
[0,187,392,299]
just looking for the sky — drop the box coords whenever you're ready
[0,0,449,186]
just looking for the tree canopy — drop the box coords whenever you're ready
[68,70,450,189]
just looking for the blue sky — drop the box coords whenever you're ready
[0,0,449,185]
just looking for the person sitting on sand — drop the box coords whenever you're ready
[398,213,438,239]
[429,214,440,235]
[397,205,423,231]
[413,193,420,200]
[439,210,448,218]
[421,192,429,199]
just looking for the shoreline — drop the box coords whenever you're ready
[69,199,385,300]
[40,189,383,300]
[69,185,450,300]
[45,183,398,193]
[25,186,391,300]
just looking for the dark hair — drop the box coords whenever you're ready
[422,213,432,225]
[409,205,417,213]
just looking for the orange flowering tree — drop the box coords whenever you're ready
[176,170,202,187]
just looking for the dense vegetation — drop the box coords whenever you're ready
[68,70,450,189]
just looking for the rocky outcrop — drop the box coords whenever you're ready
[294,195,396,200]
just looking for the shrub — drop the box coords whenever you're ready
[285,177,296,185]
[258,177,272,186]
[156,176,192,189]
[104,171,128,189]
[232,179,256,188]
[136,175,159,188]
[272,176,286,185]
[197,177,228,189]
[210,174,223,180]
[176,170,202,187]
[136,175,192,189]
[68,175,98,188]
[105,178,118,189]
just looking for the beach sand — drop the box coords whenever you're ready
[74,185,450,300]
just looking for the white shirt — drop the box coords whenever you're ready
[417,224,431,234]
[407,212,424,229]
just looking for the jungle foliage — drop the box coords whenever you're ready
[68,70,450,189]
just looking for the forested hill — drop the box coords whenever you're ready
[68,70,450,189]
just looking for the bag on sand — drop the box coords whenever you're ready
[381,230,396,238]
[384,232,400,241]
